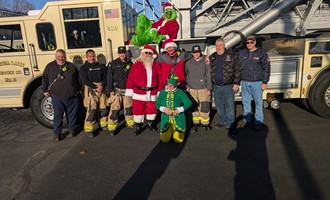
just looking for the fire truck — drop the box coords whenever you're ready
[1,0,330,129]
[0,0,136,127]
[170,0,330,118]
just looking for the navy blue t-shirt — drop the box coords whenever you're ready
[215,54,224,85]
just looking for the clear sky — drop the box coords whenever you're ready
[32,0,162,19]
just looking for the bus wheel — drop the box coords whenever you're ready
[30,86,54,128]
[308,72,330,118]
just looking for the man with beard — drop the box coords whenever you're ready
[125,45,162,135]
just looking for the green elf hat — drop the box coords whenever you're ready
[167,74,178,85]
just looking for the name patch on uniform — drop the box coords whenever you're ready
[89,68,102,71]
[225,55,232,61]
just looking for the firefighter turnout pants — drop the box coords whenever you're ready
[83,85,108,132]
[189,88,211,126]
[107,89,134,131]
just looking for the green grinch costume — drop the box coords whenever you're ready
[156,74,192,143]
[130,1,179,47]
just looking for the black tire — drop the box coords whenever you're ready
[308,72,330,118]
[30,86,54,128]
[301,98,311,111]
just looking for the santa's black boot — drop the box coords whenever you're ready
[147,120,157,131]
[134,123,143,136]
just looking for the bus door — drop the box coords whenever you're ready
[0,22,33,107]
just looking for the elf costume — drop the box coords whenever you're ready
[156,74,192,143]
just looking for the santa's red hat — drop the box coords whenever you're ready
[163,2,173,11]
[161,38,177,52]
[141,44,157,55]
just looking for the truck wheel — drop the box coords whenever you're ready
[308,73,330,118]
[30,86,54,128]
[301,98,310,111]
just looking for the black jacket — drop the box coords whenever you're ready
[42,61,80,99]
[238,48,271,83]
[106,58,132,92]
[209,50,241,85]
[79,61,107,89]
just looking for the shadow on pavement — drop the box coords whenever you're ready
[271,109,325,200]
[228,125,276,200]
[113,113,191,200]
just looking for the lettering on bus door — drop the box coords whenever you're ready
[0,23,33,102]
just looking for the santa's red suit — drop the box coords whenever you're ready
[152,17,179,39]
[125,60,162,123]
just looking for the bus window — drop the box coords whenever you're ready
[36,23,56,51]
[0,24,24,53]
[63,7,102,49]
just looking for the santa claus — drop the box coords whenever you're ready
[125,45,162,135]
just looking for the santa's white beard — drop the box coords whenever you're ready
[142,57,154,68]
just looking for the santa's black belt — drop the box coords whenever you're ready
[134,85,155,91]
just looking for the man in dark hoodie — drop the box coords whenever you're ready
[210,38,241,131]
[80,49,108,137]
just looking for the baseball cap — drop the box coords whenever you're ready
[118,46,126,54]
[246,35,256,41]
[191,45,202,53]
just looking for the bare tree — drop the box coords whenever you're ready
[0,0,8,10]
[11,0,35,13]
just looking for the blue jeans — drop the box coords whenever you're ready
[213,84,235,128]
[52,96,80,134]
[241,81,263,125]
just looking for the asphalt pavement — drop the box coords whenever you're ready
[0,101,329,200]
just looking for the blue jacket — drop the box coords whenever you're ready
[239,48,271,83]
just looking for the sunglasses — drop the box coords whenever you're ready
[144,52,153,55]
[246,41,255,44]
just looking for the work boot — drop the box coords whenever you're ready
[134,123,143,136]
[86,132,94,138]
[147,120,157,131]
[69,130,76,138]
[241,121,252,128]
[191,124,199,132]
[201,125,212,131]
[53,133,61,141]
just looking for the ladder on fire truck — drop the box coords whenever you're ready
[173,0,330,48]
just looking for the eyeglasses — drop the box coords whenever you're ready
[246,41,255,44]
[144,52,153,55]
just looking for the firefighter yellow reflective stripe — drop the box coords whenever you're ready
[126,119,135,126]
[193,116,200,121]
[200,117,210,123]
[84,125,94,132]
[108,124,117,130]
[99,121,107,127]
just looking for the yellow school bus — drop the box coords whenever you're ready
[0,0,136,127]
